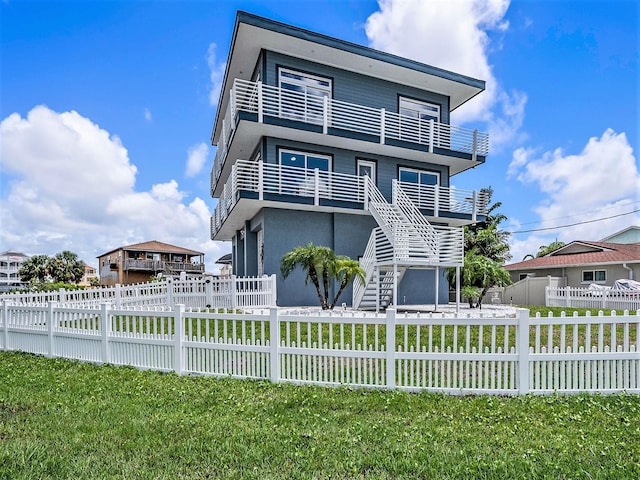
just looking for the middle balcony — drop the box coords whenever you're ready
[210,160,489,241]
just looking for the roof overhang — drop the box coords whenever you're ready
[212,12,485,143]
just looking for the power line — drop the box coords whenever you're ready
[513,200,640,227]
[508,209,640,234]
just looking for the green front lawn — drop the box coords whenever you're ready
[1,351,638,479]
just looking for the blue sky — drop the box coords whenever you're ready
[1,0,638,272]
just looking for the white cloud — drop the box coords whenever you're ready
[185,142,209,178]
[207,42,227,107]
[365,0,525,149]
[0,105,226,272]
[144,108,152,121]
[507,128,640,260]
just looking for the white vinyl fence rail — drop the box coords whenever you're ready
[0,275,277,310]
[546,286,640,311]
[2,305,638,395]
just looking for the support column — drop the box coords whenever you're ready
[456,266,460,316]
[434,266,439,312]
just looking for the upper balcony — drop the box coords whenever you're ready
[123,259,205,274]
[210,160,490,241]
[211,79,489,196]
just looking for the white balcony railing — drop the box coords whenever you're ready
[211,160,488,239]
[212,79,490,189]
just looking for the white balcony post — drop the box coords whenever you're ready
[429,119,434,152]
[380,108,386,144]
[472,190,477,222]
[230,81,236,120]
[434,186,440,217]
[314,168,320,206]
[322,95,328,134]
[472,129,478,162]
[364,176,369,210]
[257,81,263,123]
[258,161,264,201]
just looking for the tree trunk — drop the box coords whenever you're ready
[308,266,328,309]
[330,279,349,310]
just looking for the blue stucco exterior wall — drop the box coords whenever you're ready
[232,207,450,307]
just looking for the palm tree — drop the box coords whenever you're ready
[329,257,365,309]
[18,254,50,284]
[281,243,334,309]
[48,251,85,284]
[281,244,364,310]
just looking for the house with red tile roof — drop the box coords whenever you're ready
[504,240,640,288]
[97,241,205,286]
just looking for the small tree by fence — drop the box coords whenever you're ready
[2,303,638,395]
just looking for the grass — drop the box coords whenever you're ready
[1,351,639,479]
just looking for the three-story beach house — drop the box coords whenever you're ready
[210,12,490,308]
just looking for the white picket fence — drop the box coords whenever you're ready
[1,303,638,395]
[546,286,640,311]
[0,275,278,310]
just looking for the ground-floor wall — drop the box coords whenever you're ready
[232,207,451,307]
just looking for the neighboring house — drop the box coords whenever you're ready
[79,263,98,287]
[600,226,640,244]
[98,241,205,286]
[0,250,30,292]
[504,241,640,288]
[210,12,490,307]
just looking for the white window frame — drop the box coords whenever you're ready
[278,68,332,125]
[582,269,606,284]
[357,159,376,182]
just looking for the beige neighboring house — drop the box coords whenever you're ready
[505,240,640,288]
[79,263,98,287]
[98,241,205,286]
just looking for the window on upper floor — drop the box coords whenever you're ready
[399,97,440,122]
[278,149,332,196]
[399,166,439,186]
[398,97,441,144]
[278,68,332,125]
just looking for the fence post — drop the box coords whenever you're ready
[166,278,174,308]
[230,275,237,310]
[101,303,111,364]
[517,308,530,395]
[205,278,214,309]
[565,286,571,308]
[3,301,9,351]
[173,304,185,375]
[47,301,55,358]
[115,284,122,309]
[270,274,277,307]
[269,307,279,382]
[386,308,396,389]
[59,288,66,304]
